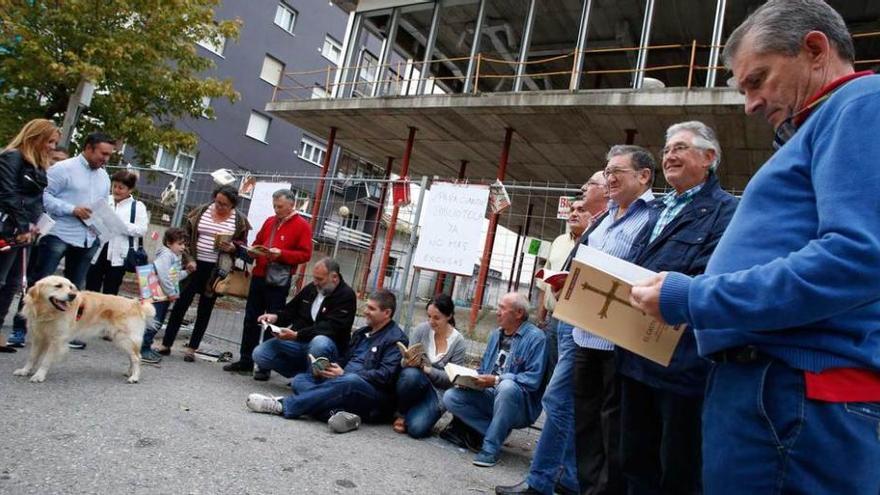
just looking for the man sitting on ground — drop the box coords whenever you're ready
[442,292,547,467]
[239,258,356,380]
[245,289,407,433]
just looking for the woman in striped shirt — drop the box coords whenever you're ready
[157,185,250,361]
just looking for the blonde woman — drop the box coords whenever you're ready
[0,119,59,351]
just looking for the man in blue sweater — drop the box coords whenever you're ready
[630,1,880,493]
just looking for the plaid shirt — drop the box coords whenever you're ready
[648,184,704,243]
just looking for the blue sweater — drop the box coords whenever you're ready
[660,74,880,373]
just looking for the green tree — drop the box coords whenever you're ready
[0,0,241,160]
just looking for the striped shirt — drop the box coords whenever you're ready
[648,184,703,242]
[195,205,237,263]
[573,188,655,350]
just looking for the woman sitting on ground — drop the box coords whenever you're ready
[394,293,467,438]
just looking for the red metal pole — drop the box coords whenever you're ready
[296,126,336,291]
[359,156,394,297]
[376,126,417,290]
[469,127,513,332]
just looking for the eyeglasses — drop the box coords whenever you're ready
[661,143,693,156]
[582,180,604,189]
[603,167,638,179]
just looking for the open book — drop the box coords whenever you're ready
[535,268,569,292]
[260,321,285,335]
[397,342,428,367]
[553,245,685,366]
[246,244,273,256]
[309,353,330,375]
[213,233,233,250]
[444,363,483,390]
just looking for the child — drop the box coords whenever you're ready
[142,228,190,363]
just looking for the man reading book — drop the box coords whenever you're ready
[232,257,356,380]
[441,292,546,468]
[245,289,407,433]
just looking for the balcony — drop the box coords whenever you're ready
[321,220,373,250]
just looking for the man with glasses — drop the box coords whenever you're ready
[618,121,737,494]
[630,1,880,492]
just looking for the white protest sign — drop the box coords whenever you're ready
[413,183,489,276]
[246,182,292,245]
[557,196,576,219]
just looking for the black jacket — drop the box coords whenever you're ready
[276,278,357,354]
[617,173,738,396]
[340,319,408,393]
[0,149,47,237]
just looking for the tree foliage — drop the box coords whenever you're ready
[0,0,241,160]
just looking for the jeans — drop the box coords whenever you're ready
[0,247,25,328]
[620,376,702,495]
[142,300,171,352]
[544,317,560,380]
[85,245,126,295]
[238,276,290,364]
[162,261,217,350]
[13,235,100,334]
[443,379,532,457]
[573,346,623,495]
[283,372,386,421]
[252,335,338,378]
[396,367,443,439]
[526,321,579,495]
[703,359,880,494]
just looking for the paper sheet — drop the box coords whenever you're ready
[84,199,129,239]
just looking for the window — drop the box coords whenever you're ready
[260,55,284,86]
[311,85,328,99]
[358,50,379,83]
[321,35,342,65]
[274,3,297,34]
[154,147,195,174]
[298,136,327,166]
[246,112,271,142]
[196,35,225,57]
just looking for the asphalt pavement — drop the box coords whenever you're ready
[0,333,538,495]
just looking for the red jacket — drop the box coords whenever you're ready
[250,213,312,277]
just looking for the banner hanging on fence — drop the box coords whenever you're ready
[413,182,490,276]
[557,196,577,219]
[246,181,292,245]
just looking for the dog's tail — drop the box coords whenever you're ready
[139,300,158,329]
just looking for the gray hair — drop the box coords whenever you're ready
[606,145,656,187]
[505,292,531,322]
[722,0,854,69]
[314,257,341,276]
[272,188,297,202]
[665,121,722,172]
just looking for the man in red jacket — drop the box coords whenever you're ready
[223,189,312,379]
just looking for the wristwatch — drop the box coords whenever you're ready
[494,375,501,386]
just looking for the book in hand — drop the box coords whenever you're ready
[213,233,233,250]
[552,245,685,366]
[136,264,168,302]
[246,245,277,257]
[444,363,483,390]
[309,353,331,375]
[259,320,285,335]
[535,268,569,292]
[396,341,428,367]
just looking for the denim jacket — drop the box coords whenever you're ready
[341,320,408,393]
[479,321,547,423]
[617,174,737,396]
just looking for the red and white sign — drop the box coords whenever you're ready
[557,196,577,219]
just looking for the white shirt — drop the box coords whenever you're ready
[311,291,326,321]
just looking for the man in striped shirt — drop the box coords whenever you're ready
[573,145,655,495]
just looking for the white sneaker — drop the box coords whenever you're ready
[328,411,361,433]
[246,393,283,415]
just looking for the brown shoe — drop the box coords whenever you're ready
[393,417,407,434]
[183,347,196,362]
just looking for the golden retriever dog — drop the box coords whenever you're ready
[13,275,156,383]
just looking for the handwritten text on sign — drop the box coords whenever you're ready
[413,183,490,276]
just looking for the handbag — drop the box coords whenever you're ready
[213,268,251,298]
[123,201,148,272]
[263,219,292,287]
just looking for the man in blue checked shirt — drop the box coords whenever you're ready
[9,132,113,350]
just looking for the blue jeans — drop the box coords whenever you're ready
[252,335,338,378]
[396,367,443,438]
[239,276,291,364]
[142,300,171,353]
[443,379,532,457]
[703,359,880,494]
[527,321,579,494]
[283,372,386,421]
[13,235,99,334]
